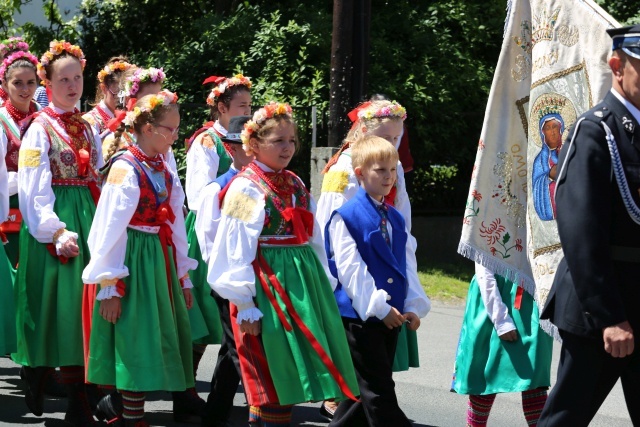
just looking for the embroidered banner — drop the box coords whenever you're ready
[458,0,618,337]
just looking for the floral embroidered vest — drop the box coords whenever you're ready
[33,112,99,180]
[82,105,110,135]
[241,166,310,236]
[0,108,21,172]
[118,151,173,226]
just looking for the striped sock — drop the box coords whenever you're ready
[120,390,145,421]
[249,405,261,423]
[260,404,294,426]
[59,366,84,384]
[522,388,548,426]
[467,394,496,426]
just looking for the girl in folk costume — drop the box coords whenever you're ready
[83,56,133,141]
[452,264,552,426]
[14,40,103,426]
[0,37,31,106]
[0,43,40,267]
[184,73,252,381]
[208,102,359,427]
[82,91,197,427]
[316,99,416,418]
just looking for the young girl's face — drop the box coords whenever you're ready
[224,90,251,118]
[48,56,83,112]
[101,78,120,112]
[6,66,37,111]
[251,120,296,171]
[143,108,180,157]
[368,119,403,148]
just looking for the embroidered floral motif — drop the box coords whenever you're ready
[480,218,523,259]
[463,190,482,224]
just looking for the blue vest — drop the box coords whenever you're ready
[325,187,408,321]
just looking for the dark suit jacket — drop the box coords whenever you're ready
[541,91,640,339]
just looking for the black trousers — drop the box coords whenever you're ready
[538,330,640,426]
[201,290,242,427]
[329,317,412,427]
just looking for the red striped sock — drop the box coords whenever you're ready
[120,390,145,421]
[467,394,496,426]
[59,366,84,384]
[260,404,294,426]
[249,405,261,423]
[522,387,548,426]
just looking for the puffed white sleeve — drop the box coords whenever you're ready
[394,161,412,231]
[168,169,198,279]
[90,126,104,170]
[194,181,222,264]
[307,193,338,290]
[475,263,516,335]
[0,136,8,221]
[316,155,360,238]
[402,226,431,318]
[82,161,139,284]
[327,213,392,321]
[185,135,220,212]
[18,123,66,242]
[207,177,265,323]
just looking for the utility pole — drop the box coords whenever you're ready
[328,0,371,147]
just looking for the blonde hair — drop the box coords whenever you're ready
[247,115,299,156]
[351,134,399,170]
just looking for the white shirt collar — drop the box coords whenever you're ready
[213,120,227,137]
[611,88,640,124]
[253,160,276,172]
[49,103,77,114]
[98,100,115,118]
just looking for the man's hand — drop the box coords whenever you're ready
[240,319,261,336]
[603,321,634,358]
[383,307,405,329]
[99,298,122,324]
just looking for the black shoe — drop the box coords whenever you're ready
[64,382,98,426]
[319,400,337,421]
[173,388,206,423]
[86,383,106,412]
[44,369,67,398]
[94,392,122,422]
[23,366,54,416]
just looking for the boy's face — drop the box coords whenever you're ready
[355,158,397,202]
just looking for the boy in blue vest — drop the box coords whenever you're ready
[325,135,431,427]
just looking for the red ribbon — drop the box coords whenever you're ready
[514,286,524,310]
[281,207,314,244]
[0,230,7,244]
[106,98,137,132]
[252,248,359,402]
[347,101,372,123]
[202,75,226,85]
[156,203,177,301]
[46,243,69,264]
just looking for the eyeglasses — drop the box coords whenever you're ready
[155,124,179,136]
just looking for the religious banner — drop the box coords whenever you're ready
[458,0,618,337]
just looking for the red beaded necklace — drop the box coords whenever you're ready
[248,162,295,199]
[127,145,165,172]
[95,104,113,125]
[5,100,35,124]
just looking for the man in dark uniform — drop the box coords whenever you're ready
[537,25,640,426]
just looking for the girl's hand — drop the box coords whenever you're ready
[60,237,79,258]
[183,288,193,309]
[403,312,420,331]
[382,307,405,329]
[240,319,261,336]
[499,330,518,341]
[99,298,122,324]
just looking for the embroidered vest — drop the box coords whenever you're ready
[117,151,173,226]
[82,105,111,135]
[31,113,98,180]
[241,166,310,236]
[326,187,408,321]
[0,108,21,172]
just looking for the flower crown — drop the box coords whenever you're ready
[241,102,293,149]
[124,67,165,98]
[123,89,179,128]
[350,101,407,122]
[97,60,133,83]
[0,50,39,80]
[37,40,86,82]
[0,37,29,59]
[205,73,252,106]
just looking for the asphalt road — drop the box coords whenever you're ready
[0,302,634,426]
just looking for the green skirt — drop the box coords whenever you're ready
[452,274,553,395]
[13,186,95,367]
[256,244,359,405]
[4,194,19,267]
[0,243,16,355]
[87,229,194,392]
[185,211,221,345]
[392,324,420,371]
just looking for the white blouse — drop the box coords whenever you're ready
[82,160,197,285]
[0,135,8,222]
[475,263,517,335]
[194,165,239,264]
[326,206,430,321]
[207,160,335,323]
[185,130,222,213]
[316,148,412,239]
[18,106,103,243]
